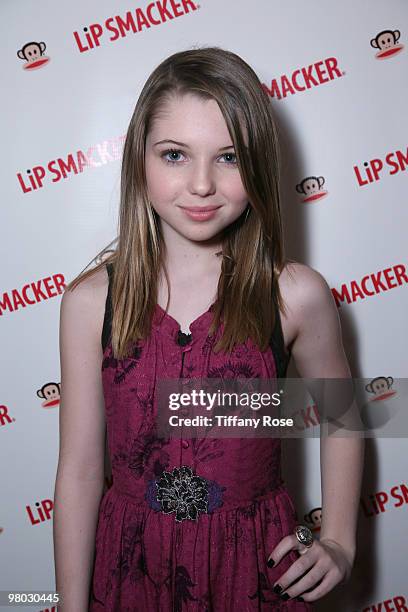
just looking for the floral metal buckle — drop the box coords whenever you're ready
[145,465,225,522]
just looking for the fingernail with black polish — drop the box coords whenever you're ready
[267,558,275,568]
[273,584,282,594]
[297,596,304,602]
[280,592,290,601]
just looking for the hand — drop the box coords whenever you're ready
[267,535,354,603]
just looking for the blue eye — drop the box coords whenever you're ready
[161,149,238,166]
[162,149,184,164]
[221,152,237,164]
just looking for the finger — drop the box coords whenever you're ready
[289,570,339,602]
[296,539,315,556]
[298,544,311,555]
[271,550,315,590]
[267,534,300,567]
[276,562,326,601]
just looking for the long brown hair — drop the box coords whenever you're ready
[66,46,293,359]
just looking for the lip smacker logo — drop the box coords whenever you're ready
[26,499,54,525]
[360,482,408,518]
[370,28,405,59]
[0,404,15,429]
[262,57,344,100]
[296,176,328,203]
[73,0,198,52]
[17,134,125,193]
[0,273,65,317]
[354,144,408,187]
[359,595,408,612]
[331,264,407,307]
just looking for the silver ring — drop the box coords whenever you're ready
[294,525,313,552]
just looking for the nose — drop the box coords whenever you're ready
[188,158,216,197]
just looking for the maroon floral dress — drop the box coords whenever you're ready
[89,263,313,611]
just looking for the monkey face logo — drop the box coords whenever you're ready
[17,41,50,70]
[37,382,61,408]
[370,29,404,59]
[295,176,328,203]
[303,507,322,533]
[365,376,397,402]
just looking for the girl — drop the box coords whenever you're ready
[53,47,364,611]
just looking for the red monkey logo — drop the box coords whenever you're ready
[370,29,404,59]
[17,41,50,70]
[37,382,61,408]
[296,176,328,203]
[304,507,322,533]
[365,376,397,402]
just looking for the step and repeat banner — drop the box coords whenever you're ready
[1,1,407,611]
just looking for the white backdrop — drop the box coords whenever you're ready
[1,1,407,611]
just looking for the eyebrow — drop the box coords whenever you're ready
[153,139,235,151]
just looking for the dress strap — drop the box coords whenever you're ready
[101,262,114,353]
[101,263,291,375]
[270,292,291,378]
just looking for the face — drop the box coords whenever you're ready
[145,93,249,246]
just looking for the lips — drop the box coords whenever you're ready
[181,205,221,212]
[180,206,221,222]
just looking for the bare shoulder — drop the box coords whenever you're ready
[278,262,350,377]
[61,264,109,351]
[278,261,335,348]
[279,261,332,303]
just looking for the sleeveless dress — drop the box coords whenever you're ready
[89,263,313,611]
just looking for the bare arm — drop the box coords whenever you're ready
[53,268,108,611]
[287,264,364,568]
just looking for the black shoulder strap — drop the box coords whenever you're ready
[270,292,291,379]
[101,263,290,373]
[101,263,113,353]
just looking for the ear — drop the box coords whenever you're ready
[370,38,379,49]
[17,49,25,59]
[393,30,401,42]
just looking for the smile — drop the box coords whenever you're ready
[180,206,221,221]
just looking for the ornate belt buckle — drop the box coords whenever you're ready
[145,465,225,522]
